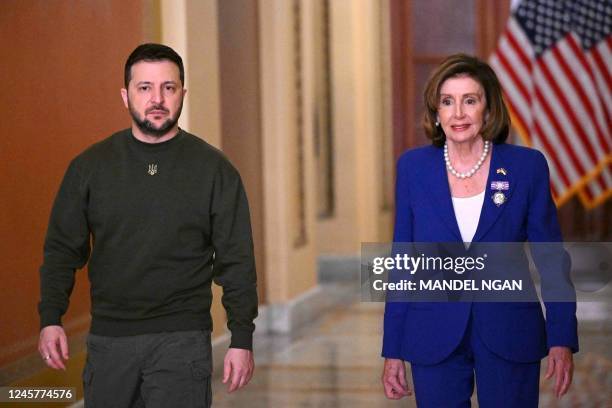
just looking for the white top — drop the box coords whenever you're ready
[451,190,485,245]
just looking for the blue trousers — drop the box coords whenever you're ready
[411,316,540,408]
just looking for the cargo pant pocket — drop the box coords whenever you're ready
[191,358,212,408]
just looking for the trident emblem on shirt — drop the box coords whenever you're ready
[147,164,158,176]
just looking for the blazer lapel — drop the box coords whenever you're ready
[423,148,462,240]
[472,144,515,242]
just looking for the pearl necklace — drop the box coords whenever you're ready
[444,140,490,179]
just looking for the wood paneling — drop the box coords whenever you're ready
[389,0,413,161]
[391,0,511,159]
[0,0,144,368]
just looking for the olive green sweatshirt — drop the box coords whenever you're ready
[38,129,257,350]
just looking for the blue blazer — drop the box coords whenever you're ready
[382,143,578,365]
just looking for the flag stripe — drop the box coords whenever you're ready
[505,93,531,144]
[532,134,566,195]
[550,181,558,199]
[591,38,612,90]
[490,54,532,131]
[546,44,603,165]
[587,50,612,127]
[498,36,532,89]
[603,164,612,195]
[531,111,577,188]
[532,119,572,188]
[533,63,588,178]
[564,35,611,153]
[507,18,534,61]
[581,161,612,207]
[495,48,532,106]
[578,39,612,108]
[539,51,598,171]
[587,43,612,125]
[506,21,534,70]
[583,173,604,202]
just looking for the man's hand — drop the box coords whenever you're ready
[38,325,69,370]
[382,358,412,399]
[545,346,573,398]
[222,348,254,393]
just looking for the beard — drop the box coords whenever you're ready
[128,98,183,138]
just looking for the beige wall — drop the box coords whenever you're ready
[160,0,222,148]
[159,0,228,337]
[259,0,318,303]
[161,0,395,305]
[317,0,394,255]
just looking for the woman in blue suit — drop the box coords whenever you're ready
[381,54,578,407]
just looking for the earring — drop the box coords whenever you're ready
[435,119,440,127]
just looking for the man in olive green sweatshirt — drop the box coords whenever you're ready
[38,43,258,407]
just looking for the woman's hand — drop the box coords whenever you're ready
[382,358,412,399]
[545,346,573,398]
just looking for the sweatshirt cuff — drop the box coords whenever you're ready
[39,309,62,329]
[229,329,253,350]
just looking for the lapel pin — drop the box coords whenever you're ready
[490,180,509,207]
[496,168,507,176]
[492,191,506,207]
[490,181,509,191]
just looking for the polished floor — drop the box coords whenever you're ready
[213,287,612,407]
[8,286,611,407]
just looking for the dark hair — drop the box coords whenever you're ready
[422,53,509,147]
[124,43,184,88]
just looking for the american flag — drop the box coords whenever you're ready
[490,0,611,209]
